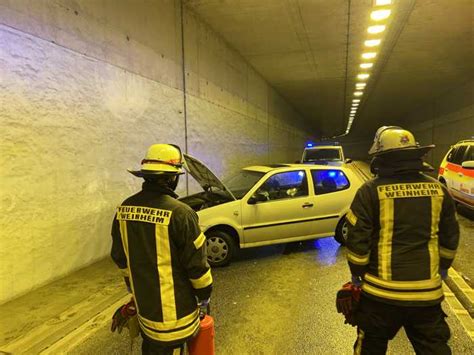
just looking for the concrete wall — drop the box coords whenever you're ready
[401,80,474,169]
[0,0,311,304]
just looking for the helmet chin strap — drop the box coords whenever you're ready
[168,175,180,191]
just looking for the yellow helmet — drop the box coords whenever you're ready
[369,126,434,156]
[128,144,185,177]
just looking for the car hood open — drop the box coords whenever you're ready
[183,153,236,200]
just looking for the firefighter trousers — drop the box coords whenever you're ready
[353,295,451,355]
[141,337,185,355]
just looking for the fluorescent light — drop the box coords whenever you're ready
[357,73,370,80]
[365,39,381,47]
[368,25,386,34]
[351,103,360,106]
[353,99,361,103]
[354,91,363,96]
[371,9,391,21]
[362,52,377,59]
[375,0,392,5]
[360,63,374,69]
[355,82,366,88]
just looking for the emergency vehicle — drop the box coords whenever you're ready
[438,139,474,209]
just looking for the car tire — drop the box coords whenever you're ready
[205,230,236,267]
[334,217,349,245]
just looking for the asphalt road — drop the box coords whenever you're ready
[71,236,473,354]
[453,205,474,287]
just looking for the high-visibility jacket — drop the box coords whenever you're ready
[346,173,459,306]
[111,182,212,345]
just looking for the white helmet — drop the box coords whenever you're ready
[369,126,434,157]
[128,144,185,177]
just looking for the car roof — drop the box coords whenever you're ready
[454,139,474,146]
[243,163,347,173]
[304,145,342,149]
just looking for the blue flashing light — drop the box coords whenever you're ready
[328,171,337,178]
[306,143,314,148]
[298,171,305,177]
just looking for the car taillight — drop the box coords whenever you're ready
[439,167,444,175]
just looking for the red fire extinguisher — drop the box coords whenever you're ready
[188,306,215,355]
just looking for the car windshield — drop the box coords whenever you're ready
[223,170,265,199]
[304,149,341,161]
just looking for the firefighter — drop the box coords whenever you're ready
[111,144,212,355]
[345,126,459,355]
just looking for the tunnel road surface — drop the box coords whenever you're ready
[61,239,473,354]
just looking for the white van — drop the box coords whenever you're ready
[301,143,348,166]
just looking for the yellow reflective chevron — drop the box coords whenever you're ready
[119,220,139,313]
[347,250,370,265]
[193,232,206,249]
[139,313,200,342]
[155,224,176,322]
[429,196,442,277]
[190,269,213,289]
[439,246,456,259]
[119,268,129,277]
[378,198,394,280]
[364,273,441,290]
[362,283,443,301]
[355,329,364,355]
[138,309,199,331]
[346,209,358,226]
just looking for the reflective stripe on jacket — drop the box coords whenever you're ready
[111,183,212,344]
[346,173,459,306]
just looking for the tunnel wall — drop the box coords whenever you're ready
[402,80,473,169]
[0,0,311,304]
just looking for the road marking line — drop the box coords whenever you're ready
[0,288,127,354]
[40,295,131,354]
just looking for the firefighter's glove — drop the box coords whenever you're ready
[111,299,137,333]
[336,282,361,326]
[351,275,363,287]
[198,298,210,319]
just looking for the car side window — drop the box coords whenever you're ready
[256,170,308,201]
[452,146,467,165]
[446,147,457,163]
[466,146,473,162]
[312,170,350,195]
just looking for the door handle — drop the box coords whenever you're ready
[458,172,463,177]
[302,203,314,208]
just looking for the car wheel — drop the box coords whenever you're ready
[205,230,236,267]
[335,217,349,245]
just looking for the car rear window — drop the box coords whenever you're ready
[304,149,341,161]
[464,146,473,162]
[312,170,350,195]
[452,145,467,165]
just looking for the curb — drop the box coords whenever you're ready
[445,267,474,317]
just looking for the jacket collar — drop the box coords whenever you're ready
[142,181,178,198]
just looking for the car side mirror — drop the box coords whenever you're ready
[345,158,353,164]
[461,160,474,169]
[248,192,267,204]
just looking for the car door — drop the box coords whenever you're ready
[242,169,315,246]
[442,146,458,190]
[448,145,467,195]
[309,169,352,237]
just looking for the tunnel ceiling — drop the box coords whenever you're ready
[186,0,473,140]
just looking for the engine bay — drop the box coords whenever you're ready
[180,191,233,211]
